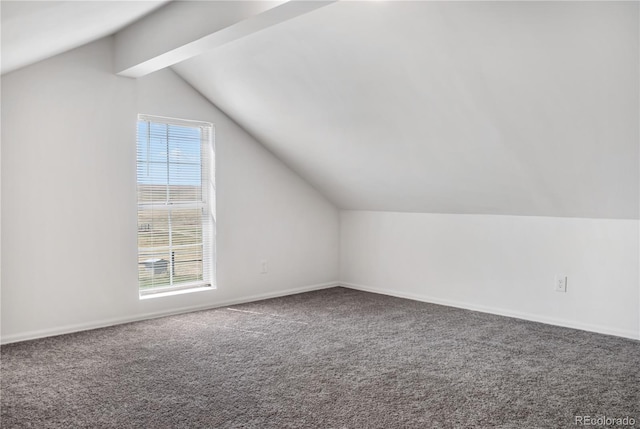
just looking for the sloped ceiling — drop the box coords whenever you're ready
[173,1,639,219]
[1,0,169,74]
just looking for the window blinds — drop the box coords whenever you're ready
[136,115,214,293]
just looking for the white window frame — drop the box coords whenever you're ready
[136,114,215,297]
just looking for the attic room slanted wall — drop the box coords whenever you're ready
[1,1,638,343]
[170,0,640,340]
[0,36,340,344]
[173,1,639,219]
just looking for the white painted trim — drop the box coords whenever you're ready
[340,282,640,341]
[116,1,336,77]
[139,285,215,300]
[0,281,339,345]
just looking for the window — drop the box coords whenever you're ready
[136,115,215,296]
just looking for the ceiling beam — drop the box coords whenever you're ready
[115,1,335,78]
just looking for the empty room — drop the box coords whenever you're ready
[1,1,639,427]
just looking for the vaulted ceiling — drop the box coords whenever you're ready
[3,1,639,219]
[173,1,639,219]
[1,1,169,74]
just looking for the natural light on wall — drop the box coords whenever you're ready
[136,114,215,296]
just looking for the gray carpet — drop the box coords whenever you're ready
[1,287,639,428]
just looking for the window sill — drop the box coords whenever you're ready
[139,285,215,300]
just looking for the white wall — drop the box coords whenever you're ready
[0,37,339,343]
[2,32,637,345]
[341,211,640,340]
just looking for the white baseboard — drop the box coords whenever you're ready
[5,281,636,344]
[0,281,340,345]
[340,282,639,341]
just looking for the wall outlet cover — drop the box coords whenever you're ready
[555,275,567,292]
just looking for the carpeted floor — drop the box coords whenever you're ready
[1,287,639,428]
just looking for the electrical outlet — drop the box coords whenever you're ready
[260,260,268,274]
[555,275,567,293]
